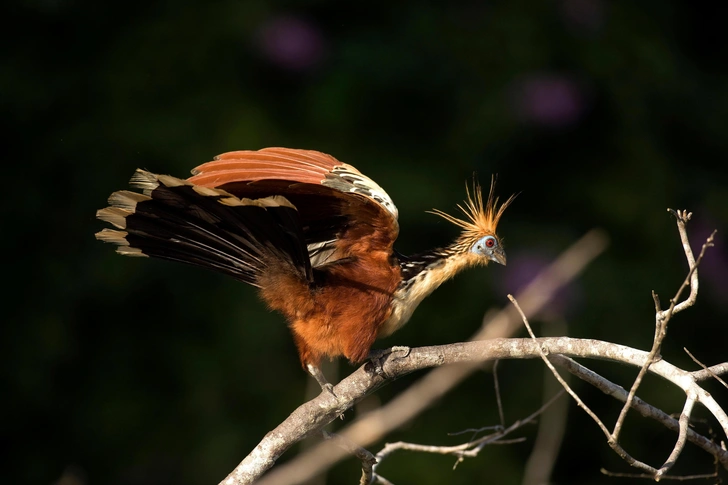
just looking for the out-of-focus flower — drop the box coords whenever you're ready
[256,15,325,71]
[510,74,587,128]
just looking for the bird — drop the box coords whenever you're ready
[96,147,514,391]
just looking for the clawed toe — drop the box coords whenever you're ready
[307,363,337,397]
[367,346,411,377]
[368,345,411,361]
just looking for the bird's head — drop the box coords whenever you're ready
[430,177,516,266]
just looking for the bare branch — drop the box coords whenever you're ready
[612,220,715,443]
[692,362,728,382]
[666,209,700,315]
[226,337,728,485]
[665,226,715,318]
[550,355,728,468]
[508,296,661,474]
[516,218,720,478]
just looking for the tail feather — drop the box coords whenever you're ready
[96,170,313,287]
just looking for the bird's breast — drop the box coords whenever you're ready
[377,268,443,337]
[378,252,480,338]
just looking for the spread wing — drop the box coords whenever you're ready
[188,147,400,267]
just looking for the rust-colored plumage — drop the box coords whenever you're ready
[96,147,513,389]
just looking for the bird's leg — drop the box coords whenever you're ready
[307,363,336,396]
[367,346,411,377]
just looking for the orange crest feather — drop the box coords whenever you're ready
[429,176,515,239]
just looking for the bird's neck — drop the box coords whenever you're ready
[378,244,479,337]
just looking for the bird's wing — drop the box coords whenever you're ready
[97,171,314,287]
[188,147,400,266]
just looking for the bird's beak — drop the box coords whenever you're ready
[490,247,507,266]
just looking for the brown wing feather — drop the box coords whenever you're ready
[189,147,340,186]
[187,147,400,261]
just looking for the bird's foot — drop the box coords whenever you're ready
[307,363,337,398]
[368,345,411,361]
[367,346,411,377]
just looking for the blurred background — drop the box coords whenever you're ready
[4,1,728,484]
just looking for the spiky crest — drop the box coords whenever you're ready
[429,176,515,244]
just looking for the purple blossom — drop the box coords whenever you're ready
[510,74,587,128]
[256,15,325,71]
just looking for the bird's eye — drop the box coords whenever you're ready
[471,236,498,255]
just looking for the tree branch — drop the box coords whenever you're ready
[550,355,728,469]
[222,337,728,485]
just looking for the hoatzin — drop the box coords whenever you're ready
[96,147,514,390]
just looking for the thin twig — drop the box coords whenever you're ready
[601,468,718,481]
[372,391,563,473]
[685,348,728,390]
[667,210,699,315]
[448,425,502,437]
[322,431,377,485]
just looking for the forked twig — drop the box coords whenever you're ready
[371,390,563,478]
[613,213,715,444]
[508,212,721,479]
[550,355,728,468]
[609,211,716,478]
[507,295,661,474]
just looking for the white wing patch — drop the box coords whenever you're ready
[307,240,338,268]
[323,164,399,220]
